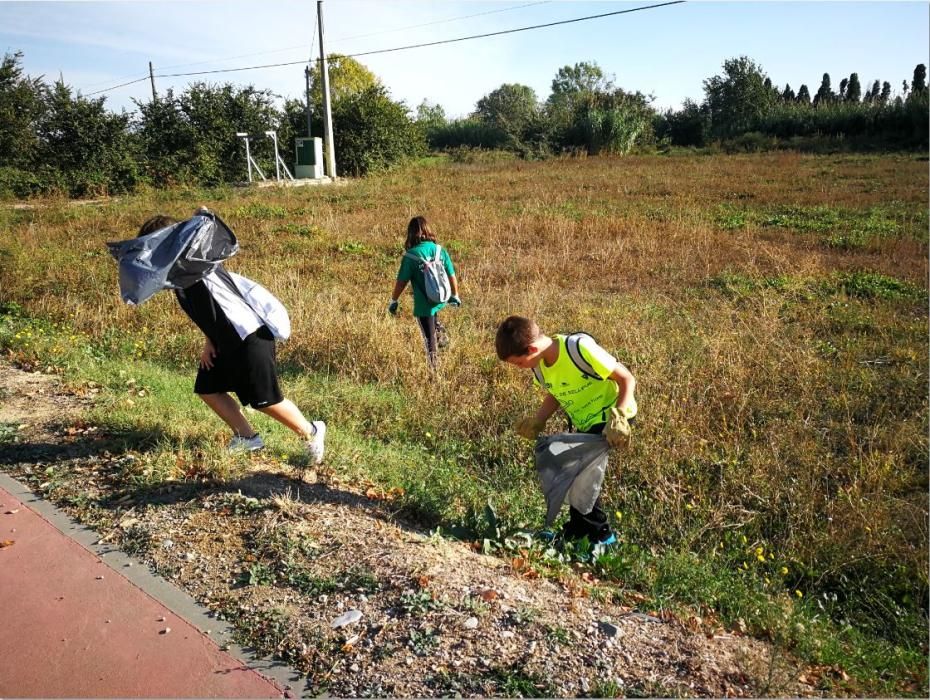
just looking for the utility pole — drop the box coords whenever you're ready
[304,65,313,138]
[149,61,157,101]
[317,0,336,178]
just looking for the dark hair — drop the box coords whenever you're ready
[495,315,540,360]
[405,215,436,250]
[137,215,178,237]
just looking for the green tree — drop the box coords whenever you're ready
[269,97,311,178]
[136,82,280,185]
[657,98,708,146]
[865,79,880,103]
[181,83,280,184]
[35,80,138,196]
[0,52,45,171]
[546,61,613,147]
[911,63,927,93]
[565,88,655,155]
[813,73,834,105]
[880,81,892,103]
[796,84,811,104]
[415,100,446,128]
[308,54,380,105]
[550,61,612,97]
[838,77,848,100]
[134,90,195,186]
[781,84,795,102]
[332,85,425,176]
[702,56,775,138]
[474,83,540,145]
[846,73,861,102]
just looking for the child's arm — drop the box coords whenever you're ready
[388,279,407,314]
[534,393,560,425]
[515,393,559,440]
[448,275,461,305]
[609,361,637,417]
[605,362,637,448]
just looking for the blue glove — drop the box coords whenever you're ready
[448,295,461,307]
[387,299,399,315]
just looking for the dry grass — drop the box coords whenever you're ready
[1,151,927,685]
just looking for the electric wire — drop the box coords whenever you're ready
[345,1,685,60]
[138,2,548,76]
[84,76,151,97]
[81,1,685,94]
[330,1,551,44]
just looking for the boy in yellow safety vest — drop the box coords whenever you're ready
[495,315,638,546]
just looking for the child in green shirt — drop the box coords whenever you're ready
[495,315,638,545]
[388,216,461,369]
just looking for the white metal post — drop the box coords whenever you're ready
[265,130,281,181]
[237,132,253,183]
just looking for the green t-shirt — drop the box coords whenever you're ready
[533,334,621,431]
[397,241,456,317]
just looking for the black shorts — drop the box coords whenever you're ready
[194,326,283,408]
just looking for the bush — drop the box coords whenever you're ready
[0,166,45,199]
[722,131,779,153]
[428,118,510,150]
[445,147,517,165]
[332,86,426,176]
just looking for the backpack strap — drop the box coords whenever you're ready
[531,365,545,387]
[213,265,247,302]
[403,245,443,264]
[565,333,603,380]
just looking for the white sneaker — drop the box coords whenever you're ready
[228,433,264,453]
[306,421,326,464]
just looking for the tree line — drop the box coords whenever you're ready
[0,51,926,198]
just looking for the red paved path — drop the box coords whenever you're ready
[0,484,283,698]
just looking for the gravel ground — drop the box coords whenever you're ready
[1,360,818,697]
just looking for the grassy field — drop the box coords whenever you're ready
[1,151,927,694]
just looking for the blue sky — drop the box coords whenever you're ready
[2,1,928,117]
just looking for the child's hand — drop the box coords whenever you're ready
[200,339,216,370]
[448,295,461,307]
[605,407,631,449]
[514,416,545,441]
[387,299,399,315]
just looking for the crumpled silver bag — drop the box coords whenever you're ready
[535,432,610,527]
[106,213,239,305]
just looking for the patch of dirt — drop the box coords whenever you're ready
[0,359,816,697]
[0,362,88,427]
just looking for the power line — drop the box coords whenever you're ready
[331,1,551,44]
[83,76,150,97]
[158,59,308,79]
[345,1,686,60]
[81,1,686,94]
[138,1,549,77]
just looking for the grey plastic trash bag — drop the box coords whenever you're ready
[106,214,239,305]
[535,433,609,527]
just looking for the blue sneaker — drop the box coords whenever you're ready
[572,533,617,563]
[534,529,556,543]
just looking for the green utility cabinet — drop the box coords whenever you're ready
[295,137,324,179]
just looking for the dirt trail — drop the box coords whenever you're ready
[0,360,811,697]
